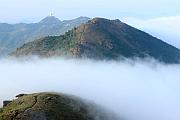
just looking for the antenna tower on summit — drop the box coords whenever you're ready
[50,12,53,16]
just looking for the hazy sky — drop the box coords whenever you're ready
[0,0,180,23]
[122,16,180,48]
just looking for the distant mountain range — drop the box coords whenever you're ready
[12,17,180,63]
[0,16,90,56]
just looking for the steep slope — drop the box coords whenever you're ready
[12,18,180,63]
[0,16,90,56]
[0,93,120,120]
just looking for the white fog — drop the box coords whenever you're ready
[0,58,180,120]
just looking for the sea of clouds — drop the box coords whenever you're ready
[0,58,180,120]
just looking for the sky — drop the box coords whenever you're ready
[0,0,180,23]
[122,16,180,49]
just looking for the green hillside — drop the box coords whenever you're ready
[12,18,180,63]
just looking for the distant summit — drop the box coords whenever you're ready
[39,16,61,24]
[0,16,90,56]
[12,17,180,63]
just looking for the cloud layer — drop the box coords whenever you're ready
[0,58,180,120]
[122,15,180,49]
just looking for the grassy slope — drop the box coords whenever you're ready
[0,92,120,120]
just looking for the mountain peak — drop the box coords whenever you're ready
[91,17,109,21]
[89,17,109,24]
[76,16,90,20]
[12,17,180,63]
[89,17,121,24]
[39,16,61,24]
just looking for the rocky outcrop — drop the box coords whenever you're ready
[15,94,28,98]
[3,101,12,108]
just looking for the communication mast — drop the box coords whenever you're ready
[50,12,53,16]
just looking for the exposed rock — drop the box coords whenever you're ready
[3,101,12,107]
[15,94,28,98]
